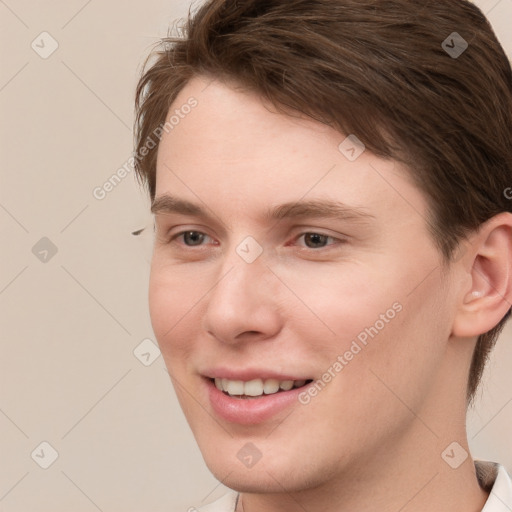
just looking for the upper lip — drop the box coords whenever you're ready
[202,367,312,382]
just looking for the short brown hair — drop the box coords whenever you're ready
[134,0,512,402]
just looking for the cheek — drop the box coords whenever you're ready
[278,262,400,348]
[337,272,452,412]
[291,277,451,457]
[148,263,206,362]
[288,260,450,387]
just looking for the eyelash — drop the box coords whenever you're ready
[166,230,344,251]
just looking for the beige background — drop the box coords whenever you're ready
[1,0,511,510]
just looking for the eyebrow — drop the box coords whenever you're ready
[150,194,375,224]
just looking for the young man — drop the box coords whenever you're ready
[133,1,512,510]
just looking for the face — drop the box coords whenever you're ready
[149,75,460,493]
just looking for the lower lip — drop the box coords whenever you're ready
[205,378,309,425]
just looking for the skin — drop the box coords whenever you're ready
[148,75,512,512]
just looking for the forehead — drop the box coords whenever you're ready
[159,75,341,168]
[154,76,427,228]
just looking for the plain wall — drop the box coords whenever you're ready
[1,0,511,510]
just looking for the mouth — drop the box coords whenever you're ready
[210,377,314,399]
[203,376,315,424]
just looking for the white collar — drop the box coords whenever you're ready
[196,490,238,512]
[476,461,512,512]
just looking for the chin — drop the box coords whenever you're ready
[200,442,330,494]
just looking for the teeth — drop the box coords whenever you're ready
[226,380,244,396]
[279,380,294,391]
[244,379,263,396]
[214,378,309,397]
[263,379,280,394]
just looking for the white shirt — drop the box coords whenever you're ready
[196,461,512,512]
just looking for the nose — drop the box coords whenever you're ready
[202,251,283,345]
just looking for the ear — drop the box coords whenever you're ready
[452,212,512,338]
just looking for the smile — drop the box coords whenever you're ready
[204,376,315,424]
[213,377,313,398]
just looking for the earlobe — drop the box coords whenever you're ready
[452,213,512,338]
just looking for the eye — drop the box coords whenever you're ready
[296,232,340,249]
[172,230,214,247]
[164,229,343,251]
